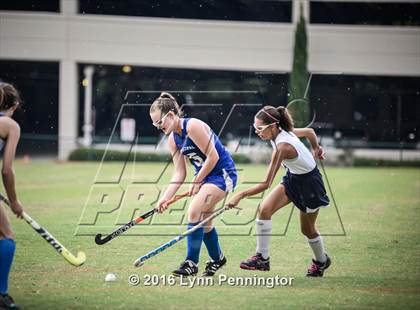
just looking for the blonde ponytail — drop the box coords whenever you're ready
[150,92,183,116]
[159,92,176,101]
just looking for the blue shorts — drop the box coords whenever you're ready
[203,168,237,192]
[282,167,330,213]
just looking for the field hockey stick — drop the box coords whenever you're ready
[0,193,86,267]
[133,206,228,267]
[95,191,190,245]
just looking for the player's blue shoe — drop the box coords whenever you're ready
[202,255,227,276]
[173,260,198,277]
[240,253,270,271]
[306,254,331,277]
[0,294,19,310]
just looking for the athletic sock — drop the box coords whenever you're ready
[203,227,222,261]
[255,219,272,260]
[307,235,327,263]
[0,238,16,295]
[185,222,204,264]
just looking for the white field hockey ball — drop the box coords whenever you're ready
[105,273,116,282]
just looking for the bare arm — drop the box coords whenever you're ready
[156,134,187,212]
[293,128,325,160]
[162,134,187,200]
[293,128,319,149]
[226,145,284,208]
[2,119,23,217]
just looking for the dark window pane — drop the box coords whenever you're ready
[77,64,288,143]
[77,65,420,146]
[0,0,59,12]
[0,60,59,155]
[79,0,292,23]
[311,2,420,26]
[310,75,420,144]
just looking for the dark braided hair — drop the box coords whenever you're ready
[255,105,294,132]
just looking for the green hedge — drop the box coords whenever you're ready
[68,147,251,163]
[69,148,420,166]
[353,157,420,167]
[231,154,252,164]
[68,148,171,162]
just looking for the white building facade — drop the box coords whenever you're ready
[1,0,419,159]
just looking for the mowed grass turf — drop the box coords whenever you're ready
[4,161,420,309]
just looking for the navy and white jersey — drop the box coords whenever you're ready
[270,130,316,174]
[172,118,237,192]
[271,130,329,213]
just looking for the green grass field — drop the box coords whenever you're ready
[5,161,420,309]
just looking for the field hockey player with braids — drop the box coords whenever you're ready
[226,105,332,277]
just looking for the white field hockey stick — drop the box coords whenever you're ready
[0,193,86,267]
[133,206,228,267]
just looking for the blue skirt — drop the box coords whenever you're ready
[282,167,330,213]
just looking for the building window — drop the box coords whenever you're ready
[79,0,292,23]
[0,0,60,12]
[310,1,420,26]
[77,63,288,143]
[309,75,420,144]
[0,60,59,154]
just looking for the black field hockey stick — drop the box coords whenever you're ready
[94,191,190,245]
[0,193,86,266]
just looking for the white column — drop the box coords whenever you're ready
[82,66,94,147]
[58,0,78,160]
[60,0,77,15]
[58,60,78,160]
[293,0,310,24]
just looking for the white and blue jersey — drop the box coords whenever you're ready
[172,118,237,192]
